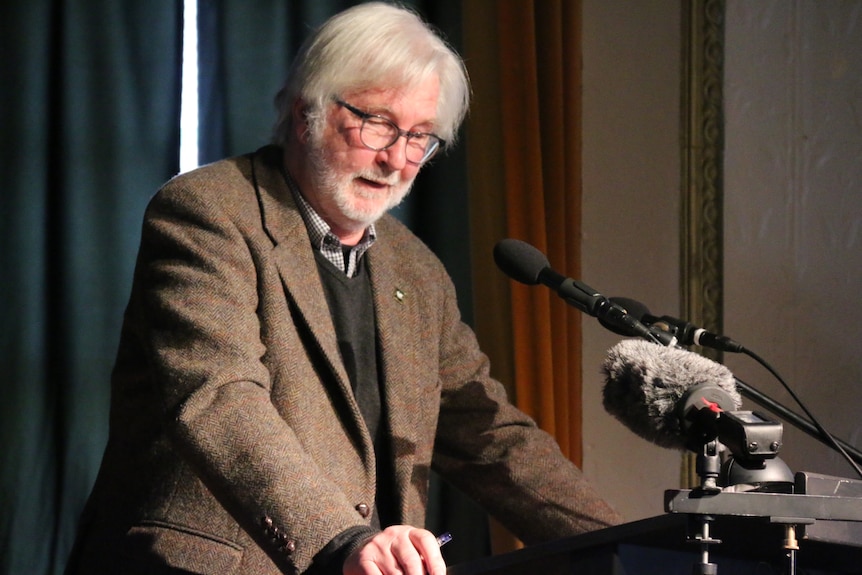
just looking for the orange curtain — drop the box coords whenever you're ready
[464,0,585,553]
[465,0,584,464]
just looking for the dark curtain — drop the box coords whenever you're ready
[0,0,488,573]
[0,1,182,573]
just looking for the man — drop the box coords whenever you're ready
[66,3,620,575]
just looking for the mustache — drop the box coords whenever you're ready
[355,170,403,187]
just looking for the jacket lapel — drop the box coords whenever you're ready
[249,147,367,443]
[366,236,427,519]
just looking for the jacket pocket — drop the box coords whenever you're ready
[125,520,244,574]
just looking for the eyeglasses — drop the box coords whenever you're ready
[336,100,445,166]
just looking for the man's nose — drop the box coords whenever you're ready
[377,136,409,171]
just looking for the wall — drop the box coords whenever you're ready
[581,0,684,521]
[723,1,862,481]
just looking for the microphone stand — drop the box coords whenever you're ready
[671,410,862,575]
[680,402,815,575]
[733,376,862,466]
[690,441,721,575]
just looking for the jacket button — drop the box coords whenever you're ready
[282,539,296,554]
[355,503,371,518]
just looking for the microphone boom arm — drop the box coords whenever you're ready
[734,376,862,466]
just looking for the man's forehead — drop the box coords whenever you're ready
[341,83,434,103]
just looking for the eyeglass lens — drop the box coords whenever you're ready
[360,117,439,164]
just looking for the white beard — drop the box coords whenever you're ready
[306,135,415,231]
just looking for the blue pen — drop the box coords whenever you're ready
[436,532,453,547]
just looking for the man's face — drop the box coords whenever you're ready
[304,75,440,240]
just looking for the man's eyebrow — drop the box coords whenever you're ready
[373,107,437,130]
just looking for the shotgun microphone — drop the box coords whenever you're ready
[601,339,742,451]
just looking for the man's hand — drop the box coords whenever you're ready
[343,525,446,575]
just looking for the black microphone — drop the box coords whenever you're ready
[609,297,745,353]
[601,339,742,451]
[597,298,651,337]
[493,239,676,346]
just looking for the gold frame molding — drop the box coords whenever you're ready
[680,0,725,486]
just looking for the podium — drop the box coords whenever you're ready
[448,479,862,575]
[447,513,862,575]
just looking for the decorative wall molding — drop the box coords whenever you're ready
[680,0,725,487]
[681,0,724,358]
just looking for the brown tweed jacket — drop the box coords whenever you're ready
[67,146,620,575]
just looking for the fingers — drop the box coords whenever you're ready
[409,528,446,575]
[343,526,447,575]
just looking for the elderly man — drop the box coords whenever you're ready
[65,3,620,575]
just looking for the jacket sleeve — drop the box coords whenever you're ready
[428,267,623,543]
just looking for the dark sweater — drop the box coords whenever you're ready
[314,252,397,530]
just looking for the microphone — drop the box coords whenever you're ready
[601,339,742,451]
[609,297,745,353]
[493,239,676,346]
[596,298,651,337]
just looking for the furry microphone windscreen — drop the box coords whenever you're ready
[601,339,742,450]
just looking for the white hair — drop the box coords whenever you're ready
[272,2,470,148]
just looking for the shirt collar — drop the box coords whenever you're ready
[282,168,377,276]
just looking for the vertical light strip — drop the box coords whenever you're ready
[179,0,199,173]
